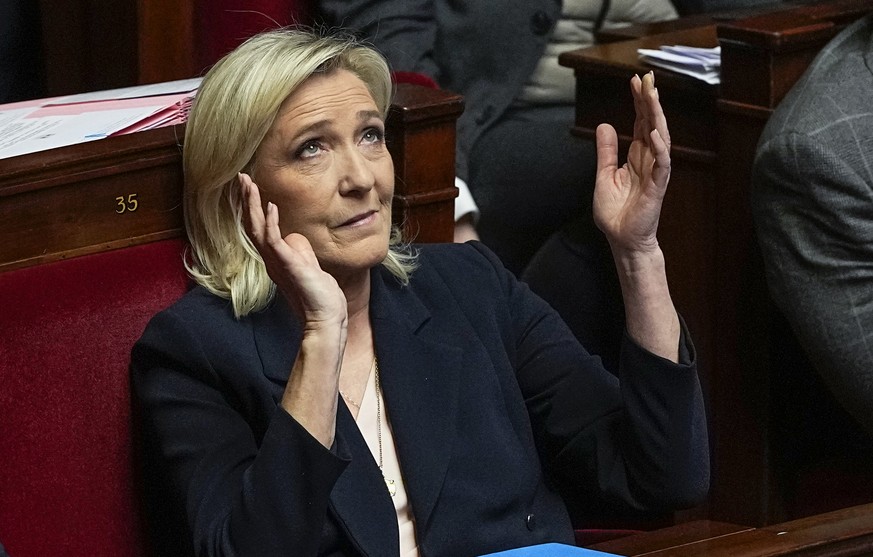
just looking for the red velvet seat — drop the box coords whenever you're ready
[194,0,312,72]
[0,240,189,557]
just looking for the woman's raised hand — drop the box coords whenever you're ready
[238,173,348,329]
[239,172,347,446]
[593,72,671,256]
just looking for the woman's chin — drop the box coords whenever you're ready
[319,239,390,279]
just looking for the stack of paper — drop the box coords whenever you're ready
[637,45,721,85]
[0,78,201,160]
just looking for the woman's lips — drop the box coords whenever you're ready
[338,210,377,227]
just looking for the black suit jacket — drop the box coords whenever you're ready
[132,242,708,557]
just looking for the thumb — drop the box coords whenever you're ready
[595,123,619,180]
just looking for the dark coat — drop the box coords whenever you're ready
[132,242,708,557]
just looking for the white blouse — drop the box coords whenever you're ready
[355,367,420,556]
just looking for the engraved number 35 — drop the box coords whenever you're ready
[116,194,139,213]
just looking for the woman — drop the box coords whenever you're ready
[132,29,708,557]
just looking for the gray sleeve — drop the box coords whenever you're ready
[317,0,441,80]
[752,130,873,436]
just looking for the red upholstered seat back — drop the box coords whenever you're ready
[194,0,312,72]
[0,240,189,557]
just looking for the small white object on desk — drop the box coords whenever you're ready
[637,45,721,85]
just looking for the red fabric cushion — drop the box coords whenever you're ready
[0,240,189,557]
[392,71,439,89]
[194,0,312,72]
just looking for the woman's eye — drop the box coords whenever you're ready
[296,141,322,158]
[361,127,384,145]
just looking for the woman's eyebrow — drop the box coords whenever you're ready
[286,110,382,143]
[357,110,383,123]
[289,120,333,142]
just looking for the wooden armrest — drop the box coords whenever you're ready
[717,0,873,108]
[0,83,463,273]
[388,83,464,244]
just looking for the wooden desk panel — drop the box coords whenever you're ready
[0,84,463,272]
[590,520,753,555]
[560,0,873,527]
[0,127,185,273]
[591,504,873,556]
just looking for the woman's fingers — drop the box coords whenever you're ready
[632,72,671,153]
[641,73,670,153]
[639,73,671,195]
[239,172,296,261]
[236,174,344,324]
[649,128,671,195]
[239,172,293,267]
[595,122,620,179]
[239,172,266,245]
[631,74,647,142]
[264,201,286,252]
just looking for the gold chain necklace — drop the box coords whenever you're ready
[374,357,397,497]
[340,357,375,411]
[339,390,361,410]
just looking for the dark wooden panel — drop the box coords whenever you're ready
[592,504,873,556]
[137,0,197,84]
[388,84,464,244]
[37,0,138,96]
[649,504,873,556]
[0,127,184,273]
[590,520,753,555]
[719,0,873,106]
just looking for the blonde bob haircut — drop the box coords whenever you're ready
[183,28,418,318]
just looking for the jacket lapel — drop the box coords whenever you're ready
[369,268,462,536]
[253,267,463,553]
[253,299,399,556]
[330,403,400,556]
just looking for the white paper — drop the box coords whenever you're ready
[0,106,166,159]
[44,77,202,106]
[637,45,721,85]
[0,87,197,159]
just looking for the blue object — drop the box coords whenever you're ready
[480,543,621,556]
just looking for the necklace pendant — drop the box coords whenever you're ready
[384,476,397,497]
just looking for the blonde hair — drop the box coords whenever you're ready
[183,28,417,318]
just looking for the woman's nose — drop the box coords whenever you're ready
[337,147,375,194]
